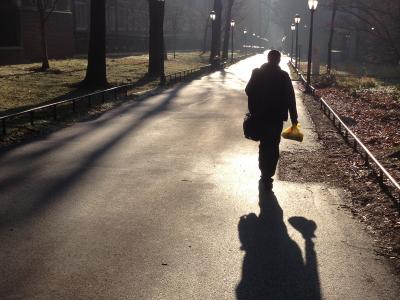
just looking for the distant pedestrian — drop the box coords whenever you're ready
[245,50,298,190]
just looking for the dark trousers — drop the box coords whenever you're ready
[258,122,284,182]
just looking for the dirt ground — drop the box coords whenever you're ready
[279,85,400,273]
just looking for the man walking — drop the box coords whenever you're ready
[245,50,298,190]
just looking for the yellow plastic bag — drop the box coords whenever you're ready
[281,123,304,142]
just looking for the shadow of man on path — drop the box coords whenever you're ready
[236,181,321,299]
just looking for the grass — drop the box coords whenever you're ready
[0,51,212,115]
[297,61,400,91]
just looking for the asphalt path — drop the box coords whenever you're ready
[0,55,399,299]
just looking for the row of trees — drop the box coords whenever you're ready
[37,0,251,87]
[333,0,400,64]
[273,0,400,67]
[323,0,400,72]
[35,0,165,86]
[84,0,253,87]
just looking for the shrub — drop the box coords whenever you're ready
[314,74,337,88]
[359,76,377,88]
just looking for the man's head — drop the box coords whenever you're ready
[267,50,281,65]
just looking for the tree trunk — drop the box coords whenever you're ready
[164,40,168,61]
[83,0,107,87]
[201,16,210,54]
[327,5,336,69]
[37,0,49,70]
[210,0,222,64]
[222,0,234,60]
[148,0,165,78]
[327,0,337,74]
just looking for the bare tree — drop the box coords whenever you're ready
[148,0,165,79]
[222,0,235,60]
[83,0,108,87]
[36,0,59,70]
[201,16,211,54]
[210,0,223,64]
[338,0,400,63]
[326,0,338,74]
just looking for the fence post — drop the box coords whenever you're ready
[379,170,384,184]
[53,105,57,120]
[364,152,369,166]
[2,119,6,135]
[30,111,34,125]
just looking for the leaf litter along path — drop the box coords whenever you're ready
[317,87,400,182]
[279,83,400,273]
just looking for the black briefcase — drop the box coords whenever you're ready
[243,113,260,141]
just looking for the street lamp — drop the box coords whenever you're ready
[210,10,216,21]
[294,13,301,69]
[290,24,295,63]
[209,5,221,65]
[243,29,248,54]
[306,0,318,92]
[230,20,235,61]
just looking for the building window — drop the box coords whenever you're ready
[107,4,116,33]
[56,0,71,11]
[22,0,71,11]
[0,0,20,47]
[128,8,134,32]
[117,1,128,32]
[21,0,36,8]
[74,0,89,31]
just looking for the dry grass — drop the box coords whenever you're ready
[297,61,400,91]
[0,51,211,114]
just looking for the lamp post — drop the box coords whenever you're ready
[306,0,318,92]
[243,29,247,55]
[210,10,216,21]
[210,8,216,57]
[290,24,295,63]
[230,20,235,61]
[209,7,220,65]
[294,13,301,69]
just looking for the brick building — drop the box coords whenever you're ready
[74,0,148,54]
[0,0,74,65]
[0,0,148,65]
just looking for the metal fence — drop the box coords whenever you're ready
[290,62,400,207]
[0,54,252,137]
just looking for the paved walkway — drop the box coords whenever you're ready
[0,55,399,299]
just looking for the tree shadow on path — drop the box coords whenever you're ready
[0,81,189,229]
[236,181,321,299]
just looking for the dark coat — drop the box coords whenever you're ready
[245,63,298,125]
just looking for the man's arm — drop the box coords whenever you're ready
[285,74,298,124]
[246,69,259,114]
